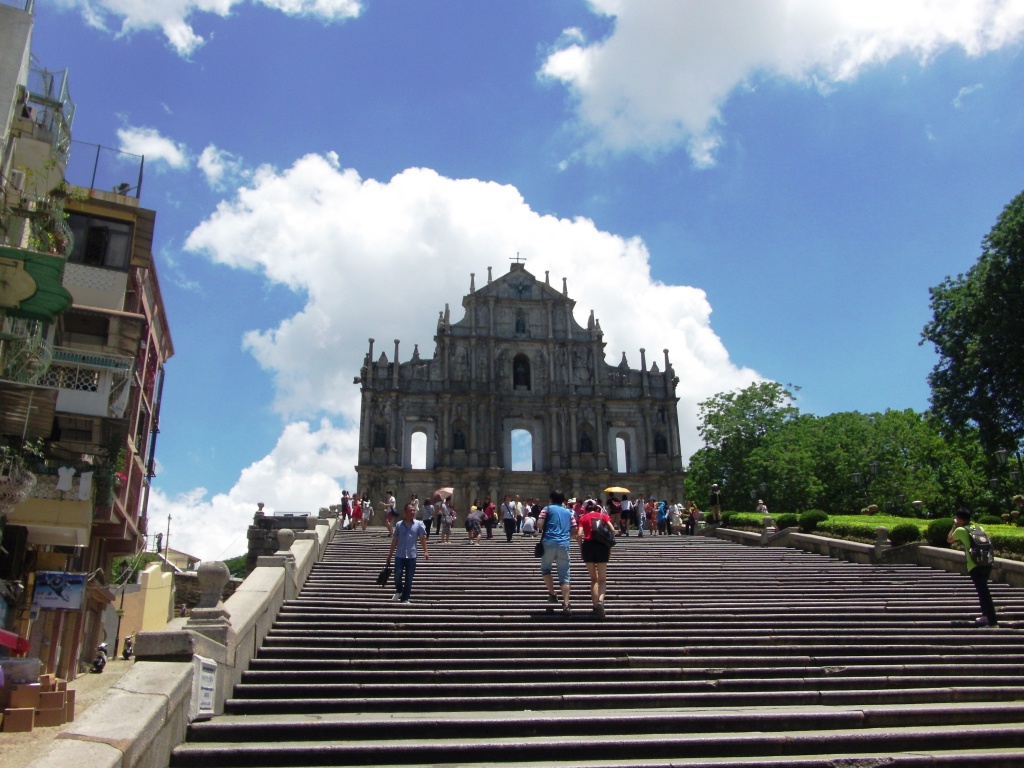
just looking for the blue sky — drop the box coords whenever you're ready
[26,0,1024,561]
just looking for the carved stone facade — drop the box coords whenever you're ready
[355,262,685,514]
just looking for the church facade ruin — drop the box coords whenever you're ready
[354,262,685,510]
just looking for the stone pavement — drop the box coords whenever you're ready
[2,657,132,767]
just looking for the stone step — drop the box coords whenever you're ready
[172,531,1024,766]
[182,702,1024,742]
[172,721,1024,767]
[224,686,1024,715]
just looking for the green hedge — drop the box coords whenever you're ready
[817,519,878,542]
[927,518,954,548]
[723,512,763,529]
[799,510,828,533]
[720,510,1024,561]
[890,523,921,547]
[776,513,799,530]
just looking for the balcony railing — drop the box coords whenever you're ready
[19,57,75,165]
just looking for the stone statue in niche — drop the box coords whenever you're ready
[573,349,592,385]
[580,431,593,454]
[515,310,527,335]
[373,424,387,449]
[452,347,468,380]
[514,356,530,388]
[453,427,466,451]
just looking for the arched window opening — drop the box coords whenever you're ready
[452,425,466,451]
[513,353,531,389]
[410,431,427,470]
[511,429,533,471]
[654,432,668,455]
[616,436,628,473]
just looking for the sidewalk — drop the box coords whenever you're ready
[2,658,132,767]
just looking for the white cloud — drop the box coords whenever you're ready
[542,0,1024,165]
[197,144,248,190]
[148,419,356,562]
[58,0,361,57]
[175,155,760,560]
[117,126,190,169]
[953,82,983,107]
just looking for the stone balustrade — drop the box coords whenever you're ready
[26,515,337,768]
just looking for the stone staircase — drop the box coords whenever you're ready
[171,530,1024,767]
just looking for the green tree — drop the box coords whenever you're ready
[687,382,799,506]
[922,189,1024,453]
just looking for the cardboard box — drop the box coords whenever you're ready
[2,707,34,732]
[39,674,56,692]
[34,706,65,727]
[57,680,67,692]
[38,691,65,710]
[9,684,40,709]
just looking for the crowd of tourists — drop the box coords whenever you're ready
[336,486,999,629]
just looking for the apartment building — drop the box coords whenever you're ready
[0,0,173,679]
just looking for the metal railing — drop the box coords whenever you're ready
[67,141,144,199]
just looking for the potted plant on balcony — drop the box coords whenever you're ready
[0,438,43,512]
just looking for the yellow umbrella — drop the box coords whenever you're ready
[604,486,630,494]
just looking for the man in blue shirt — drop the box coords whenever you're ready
[386,503,429,603]
[538,490,577,616]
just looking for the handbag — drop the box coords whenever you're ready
[534,539,544,557]
[376,563,392,587]
[591,517,617,548]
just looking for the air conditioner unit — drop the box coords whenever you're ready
[7,169,25,193]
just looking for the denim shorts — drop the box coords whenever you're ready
[540,539,571,584]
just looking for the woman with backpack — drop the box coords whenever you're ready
[577,499,614,618]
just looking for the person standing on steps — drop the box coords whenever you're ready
[709,484,722,525]
[537,490,577,616]
[577,500,613,617]
[422,497,434,538]
[948,507,999,627]
[383,489,397,534]
[386,503,429,604]
[501,494,517,542]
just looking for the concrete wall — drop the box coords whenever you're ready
[0,3,32,166]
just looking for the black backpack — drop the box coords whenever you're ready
[968,525,994,566]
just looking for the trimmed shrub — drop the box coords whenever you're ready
[890,523,922,547]
[725,512,763,529]
[776,513,799,530]
[720,511,735,526]
[927,518,954,548]
[819,519,878,542]
[978,515,1003,526]
[799,510,828,533]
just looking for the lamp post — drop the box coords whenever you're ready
[996,447,1024,491]
[851,471,864,503]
